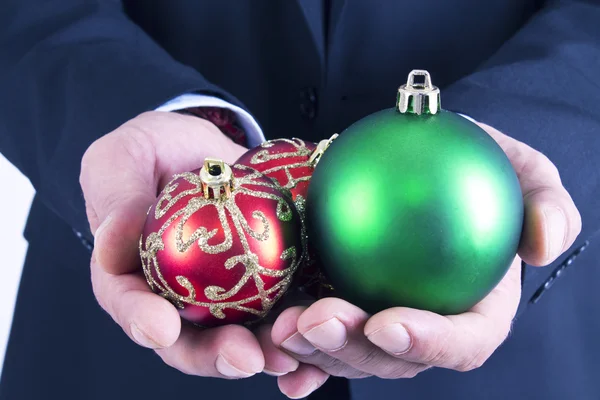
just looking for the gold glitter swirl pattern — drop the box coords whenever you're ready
[244,139,320,289]
[248,138,314,192]
[139,164,302,322]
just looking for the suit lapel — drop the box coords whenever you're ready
[295,0,325,66]
[328,0,347,44]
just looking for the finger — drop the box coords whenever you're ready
[92,192,155,274]
[92,246,264,379]
[297,298,427,378]
[256,324,300,376]
[262,288,316,325]
[520,183,581,266]
[156,323,264,379]
[278,364,329,399]
[272,307,371,379]
[80,129,160,274]
[364,256,522,371]
[90,252,181,349]
[476,122,582,266]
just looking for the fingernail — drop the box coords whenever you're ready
[544,206,566,262]
[289,382,319,399]
[367,323,412,355]
[130,323,162,349]
[94,215,113,242]
[281,332,317,355]
[302,318,347,351]
[263,369,288,377]
[215,354,255,378]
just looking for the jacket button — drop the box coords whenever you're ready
[300,87,318,120]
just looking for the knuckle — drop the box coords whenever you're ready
[90,264,110,314]
[135,111,160,122]
[455,356,486,372]
[317,357,348,377]
[418,337,454,367]
[80,141,101,189]
[414,319,458,367]
[502,142,529,170]
[572,208,583,236]
[454,347,492,372]
[125,111,169,132]
[91,282,104,311]
[340,367,371,379]
[524,151,561,183]
[214,325,249,347]
[155,350,195,376]
[351,348,383,368]
[400,365,424,379]
[109,127,156,173]
[377,362,422,379]
[454,330,500,372]
[91,283,109,315]
[535,150,558,171]
[422,348,452,367]
[499,322,513,343]
[84,198,100,232]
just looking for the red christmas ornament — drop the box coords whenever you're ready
[235,138,317,201]
[236,136,338,297]
[139,158,303,327]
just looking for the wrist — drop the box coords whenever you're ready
[175,106,247,146]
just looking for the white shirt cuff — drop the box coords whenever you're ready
[155,93,266,147]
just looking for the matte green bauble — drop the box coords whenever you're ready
[307,70,523,315]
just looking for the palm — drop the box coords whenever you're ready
[82,112,277,379]
[267,120,582,398]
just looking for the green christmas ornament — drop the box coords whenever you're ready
[306,70,523,315]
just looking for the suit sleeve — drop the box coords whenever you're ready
[442,0,600,315]
[0,0,244,242]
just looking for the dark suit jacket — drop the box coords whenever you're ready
[1,1,599,399]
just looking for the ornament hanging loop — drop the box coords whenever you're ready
[397,70,441,115]
[199,158,234,199]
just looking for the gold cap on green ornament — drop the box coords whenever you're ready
[397,70,441,115]
[199,158,234,199]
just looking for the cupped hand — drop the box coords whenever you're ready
[268,121,582,398]
[80,111,300,379]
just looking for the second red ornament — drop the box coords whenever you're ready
[236,136,337,297]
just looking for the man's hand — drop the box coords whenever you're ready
[268,121,582,398]
[80,111,300,379]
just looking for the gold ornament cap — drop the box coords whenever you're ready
[199,158,234,199]
[397,70,441,115]
[309,133,339,167]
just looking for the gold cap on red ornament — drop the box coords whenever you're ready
[397,70,441,115]
[199,158,234,199]
[308,133,339,167]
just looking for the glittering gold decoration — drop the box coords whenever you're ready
[249,138,314,192]
[139,165,301,322]
[248,138,330,291]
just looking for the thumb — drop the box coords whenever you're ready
[81,112,248,275]
[81,129,158,275]
[92,192,154,275]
